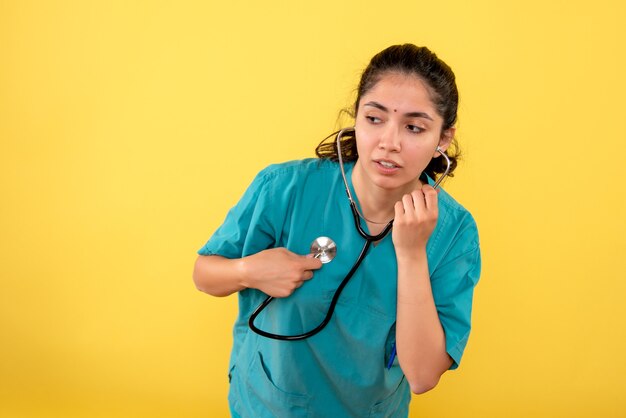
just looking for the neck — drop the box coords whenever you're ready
[351,160,422,223]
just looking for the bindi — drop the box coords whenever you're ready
[393,109,397,112]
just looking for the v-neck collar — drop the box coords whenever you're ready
[344,162,391,247]
[343,163,437,248]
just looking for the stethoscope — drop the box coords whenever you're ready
[248,127,452,341]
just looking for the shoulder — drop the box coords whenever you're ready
[255,158,339,185]
[429,186,480,265]
[437,188,478,233]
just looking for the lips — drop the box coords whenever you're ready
[374,159,402,168]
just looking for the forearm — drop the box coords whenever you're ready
[192,255,247,297]
[395,247,452,394]
[193,249,322,298]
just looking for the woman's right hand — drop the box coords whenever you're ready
[240,248,323,298]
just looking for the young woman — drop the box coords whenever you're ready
[193,44,481,418]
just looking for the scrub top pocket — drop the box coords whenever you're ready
[245,351,311,418]
[368,376,410,418]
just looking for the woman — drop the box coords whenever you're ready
[193,44,481,417]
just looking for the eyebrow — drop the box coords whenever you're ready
[363,101,434,121]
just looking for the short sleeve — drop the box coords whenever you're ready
[197,167,279,259]
[431,216,481,370]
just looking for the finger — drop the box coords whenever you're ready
[410,190,426,213]
[394,200,404,218]
[422,185,439,211]
[302,270,314,281]
[302,255,323,270]
[402,193,416,214]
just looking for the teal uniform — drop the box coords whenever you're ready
[198,158,481,418]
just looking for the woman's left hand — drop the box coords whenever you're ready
[392,185,439,258]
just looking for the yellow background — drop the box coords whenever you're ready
[1,0,625,417]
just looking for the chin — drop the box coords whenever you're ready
[372,177,414,192]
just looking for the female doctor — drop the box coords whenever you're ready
[193,44,481,417]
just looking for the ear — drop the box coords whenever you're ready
[433,127,455,157]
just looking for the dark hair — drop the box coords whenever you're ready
[316,44,460,181]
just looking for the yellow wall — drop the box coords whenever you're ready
[1,1,625,417]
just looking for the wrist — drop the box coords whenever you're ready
[236,257,252,289]
[395,246,428,263]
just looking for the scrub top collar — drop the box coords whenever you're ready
[344,161,437,241]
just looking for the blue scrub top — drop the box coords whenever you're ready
[198,158,481,418]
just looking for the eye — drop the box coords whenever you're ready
[366,116,382,124]
[407,124,424,134]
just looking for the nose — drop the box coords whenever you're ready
[378,125,401,152]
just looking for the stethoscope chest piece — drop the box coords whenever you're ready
[310,236,337,264]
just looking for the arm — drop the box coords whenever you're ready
[193,255,246,297]
[395,248,453,394]
[193,248,323,298]
[193,167,319,298]
[392,186,451,394]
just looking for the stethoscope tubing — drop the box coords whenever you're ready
[248,237,375,341]
[248,127,450,341]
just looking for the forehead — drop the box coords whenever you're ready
[361,72,438,116]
